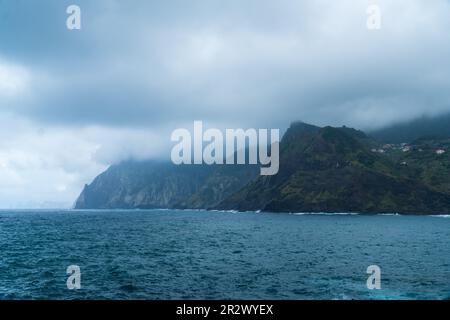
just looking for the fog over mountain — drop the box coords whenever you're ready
[370,113,450,143]
[0,0,450,207]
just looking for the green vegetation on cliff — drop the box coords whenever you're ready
[75,122,450,214]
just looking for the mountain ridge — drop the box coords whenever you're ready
[75,121,450,214]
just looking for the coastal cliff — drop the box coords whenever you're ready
[75,122,450,214]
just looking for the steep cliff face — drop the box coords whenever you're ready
[215,124,450,214]
[74,161,258,209]
[75,122,450,214]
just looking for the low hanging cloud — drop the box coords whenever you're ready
[0,61,30,97]
[0,0,449,207]
[0,113,170,208]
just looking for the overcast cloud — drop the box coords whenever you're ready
[0,0,449,207]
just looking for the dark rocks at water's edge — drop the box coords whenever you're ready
[75,121,450,215]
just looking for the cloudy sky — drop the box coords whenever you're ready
[0,0,449,208]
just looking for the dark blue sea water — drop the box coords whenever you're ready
[0,209,449,300]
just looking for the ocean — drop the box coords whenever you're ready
[0,209,449,300]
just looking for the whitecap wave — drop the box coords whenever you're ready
[291,212,359,216]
